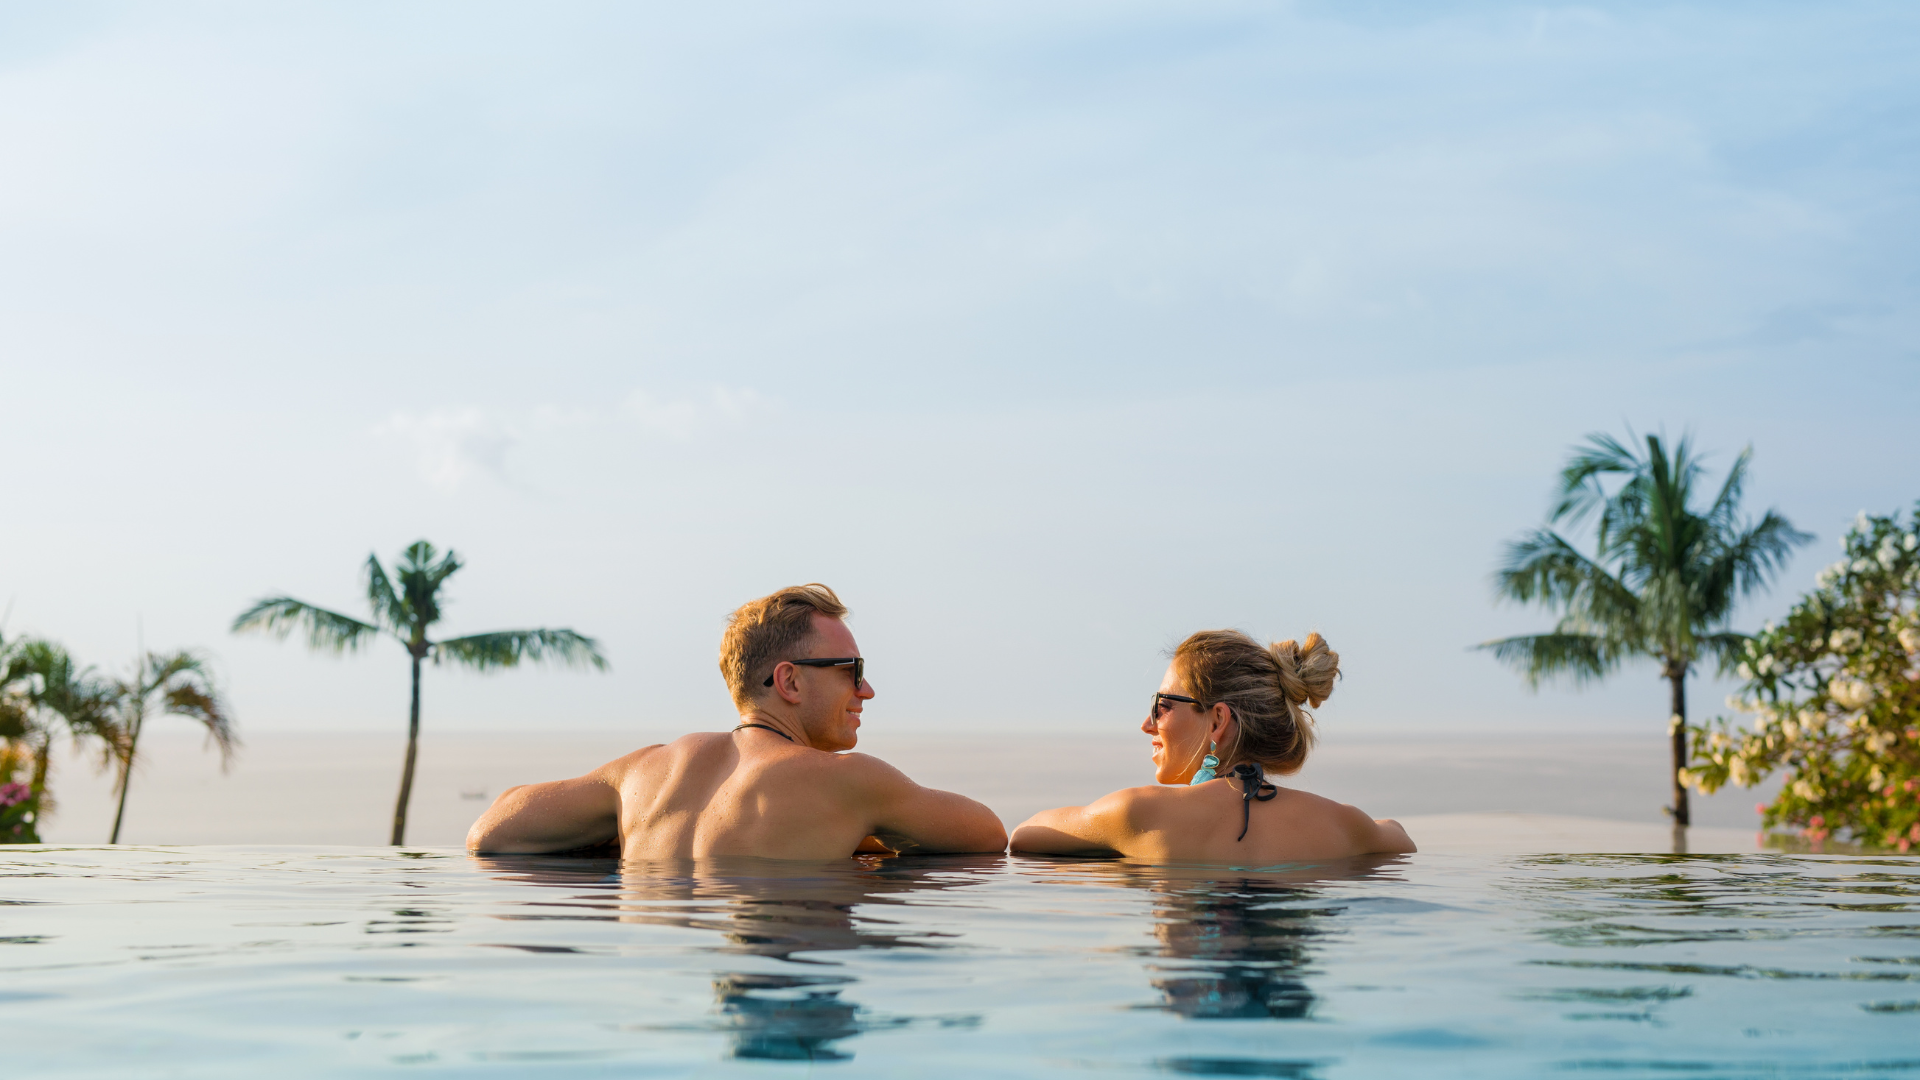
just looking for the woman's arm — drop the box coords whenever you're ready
[1009,790,1140,856]
[1368,816,1417,854]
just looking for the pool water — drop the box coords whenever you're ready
[3,847,1918,1077]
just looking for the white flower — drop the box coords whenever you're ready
[1905,533,1918,552]
[1730,758,1754,786]
[1853,559,1874,574]
[1830,628,1864,652]
[1830,676,1875,710]
[1710,731,1731,751]
[1737,662,1754,680]
[1792,778,1817,801]
[1899,627,1920,654]
[1781,719,1800,742]
[1756,654,1776,675]
[1799,709,1828,733]
[1725,694,1752,713]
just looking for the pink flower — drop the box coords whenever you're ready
[1755,802,1769,815]
[1903,838,1915,853]
[1906,780,1918,793]
[1911,823,1920,842]
[1886,785,1899,797]
[0,782,28,808]
[1810,815,1826,829]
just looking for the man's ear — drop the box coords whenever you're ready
[768,662,805,706]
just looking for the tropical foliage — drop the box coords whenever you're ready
[1478,431,1809,825]
[233,540,607,845]
[0,636,120,841]
[107,650,236,844]
[1683,506,1920,849]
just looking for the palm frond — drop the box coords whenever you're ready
[231,597,380,653]
[1697,632,1753,678]
[1493,529,1641,626]
[364,556,410,635]
[434,629,609,672]
[1551,430,1640,528]
[394,541,461,632]
[1722,509,1814,600]
[161,681,239,769]
[1473,632,1616,688]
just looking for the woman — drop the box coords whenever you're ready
[1011,630,1415,863]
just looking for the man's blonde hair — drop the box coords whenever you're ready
[719,584,850,707]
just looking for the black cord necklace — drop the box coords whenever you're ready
[732,722,796,743]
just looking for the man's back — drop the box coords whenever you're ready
[468,727,1006,859]
[613,731,924,860]
[467,585,1007,861]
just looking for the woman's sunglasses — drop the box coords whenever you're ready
[764,657,865,688]
[1148,692,1201,720]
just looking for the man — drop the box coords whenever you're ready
[467,584,1007,859]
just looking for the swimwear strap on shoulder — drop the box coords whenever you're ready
[1228,762,1278,842]
[732,722,796,743]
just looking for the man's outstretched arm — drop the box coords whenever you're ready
[466,772,621,853]
[845,754,1008,854]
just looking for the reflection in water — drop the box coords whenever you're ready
[1146,878,1323,1019]
[711,972,860,1061]
[1031,858,1403,1026]
[474,853,995,1062]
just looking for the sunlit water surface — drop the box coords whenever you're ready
[3,848,1918,1078]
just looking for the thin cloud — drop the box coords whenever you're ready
[375,407,515,492]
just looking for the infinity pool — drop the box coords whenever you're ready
[3,847,1917,1077]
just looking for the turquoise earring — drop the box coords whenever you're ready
[1189,741,1219,785]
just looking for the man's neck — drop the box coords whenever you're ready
[736,710,810,748]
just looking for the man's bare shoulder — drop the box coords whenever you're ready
[590,735,711,778]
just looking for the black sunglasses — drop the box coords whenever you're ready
[764,657,866,688]
[1148,692,1201,720]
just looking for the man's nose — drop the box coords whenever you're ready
[857,679,876,699]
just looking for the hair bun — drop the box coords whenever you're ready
[1269,632,1340,709]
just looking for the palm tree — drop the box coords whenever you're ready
[107,650,236,844]
[1477,431,1809,826]
[0,636,120,819]
[232,540,607,845]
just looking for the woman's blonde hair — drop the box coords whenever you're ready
[1173,629,1339,775]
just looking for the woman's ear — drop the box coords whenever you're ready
[1210,703,1236,742]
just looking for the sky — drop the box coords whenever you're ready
[1,1,1915,745]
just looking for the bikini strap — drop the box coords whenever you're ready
[1228,762,1278,842]
[732,722,796,743]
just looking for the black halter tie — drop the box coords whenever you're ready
[1228,762,1278,841]
[732,722,796,743]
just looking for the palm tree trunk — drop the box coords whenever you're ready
[1668,669,1690,828]
[109,707,144,844]
[391,654,422,845]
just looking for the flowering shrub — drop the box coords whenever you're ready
[0,762,37,843]
[1683,506,1920,849]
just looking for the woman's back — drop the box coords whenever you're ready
[1009,628,1415,864]
[1013,778,1410,864]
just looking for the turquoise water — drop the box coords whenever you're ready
[3,848,1918,1077]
